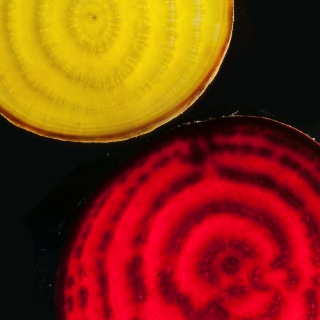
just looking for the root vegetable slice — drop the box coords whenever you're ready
[0,0,233,142]
[55,115,320,319]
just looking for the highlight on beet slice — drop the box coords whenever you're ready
[54,115,320,319]
[0,0,233,142]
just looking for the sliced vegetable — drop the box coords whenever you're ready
[0,0,233,141]
[55,115,320,319]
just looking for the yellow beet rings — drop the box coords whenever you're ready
[0,0,233,142]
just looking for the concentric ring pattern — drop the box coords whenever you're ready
[0,0,233,141]
[55,116,320,319]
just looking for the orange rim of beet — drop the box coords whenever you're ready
[0,0,234,142]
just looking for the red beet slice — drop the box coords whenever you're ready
[55,116,320,320]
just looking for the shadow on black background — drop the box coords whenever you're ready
[1,0,318,318]
[0,212,55,319]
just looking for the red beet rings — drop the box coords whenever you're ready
[55,116,320,319]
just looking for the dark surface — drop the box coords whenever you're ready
[1,1,318,319]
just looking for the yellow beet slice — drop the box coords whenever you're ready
[0,0,233,142]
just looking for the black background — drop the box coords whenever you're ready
[0,1,318,318]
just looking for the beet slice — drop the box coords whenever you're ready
[0,0,233,142]
[54,115,320,319]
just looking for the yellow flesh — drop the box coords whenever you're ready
[0,0,233,142]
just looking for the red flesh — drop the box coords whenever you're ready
[55,116,320,320]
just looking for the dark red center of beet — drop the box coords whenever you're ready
[54,116,320,320]
[221,256,240,274]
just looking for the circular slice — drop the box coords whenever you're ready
[55,115,320,319]
[0,0,233,142]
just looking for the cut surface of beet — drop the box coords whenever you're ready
[0,0,233,142]
[55,116,320,319]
